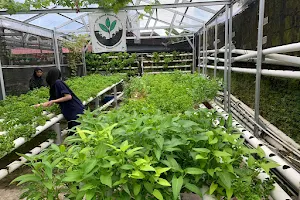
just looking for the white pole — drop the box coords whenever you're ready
[0,60,6,100]
[223,5,229,111]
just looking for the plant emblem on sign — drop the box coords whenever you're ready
[99,17,117,38]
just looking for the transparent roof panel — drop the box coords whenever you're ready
[1,0,230,37]
[4,14,38,21]
[29,14,71,29]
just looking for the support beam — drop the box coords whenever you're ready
[55,13,88,30]
[223,5,229,111]
[0,16,53,38]
[60,24,201,33]
[142,0,206,23]
[0,60,6,100]
[0,1,231,15]
[53,28,61,71]
[182,0,217,14]
[23,13,48,23]
[214,17,218,78]
[81,16,89,31]
[168,0,179,37]
[227,5,233,113]
[185,36,194,50]
[254,0,266,137]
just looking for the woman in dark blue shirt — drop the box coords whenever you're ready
[37,68,84,129]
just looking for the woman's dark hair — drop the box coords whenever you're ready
[46,68,62,99]
[46,68,61,87]
[33,67,43,78]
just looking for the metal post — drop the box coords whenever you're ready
[202,25,206,75]
[82,48,87,76]
[254,0,266,137]
[113,85,118,107]
[192,34,196,73]
[141,54,144,76]
[205,28,208,75]
[198,32,201,74]
[53,28,61,71]
[227,5,233,113]
[214,17,218,79]
[0,60,6,100]
[52,123,62,145]
[94,97,100,108]
[223,5,229,112]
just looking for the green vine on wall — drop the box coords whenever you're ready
[63,34,88,77]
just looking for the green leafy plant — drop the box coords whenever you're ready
[0,74,124,158]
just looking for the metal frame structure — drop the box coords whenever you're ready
[0,0,300,198]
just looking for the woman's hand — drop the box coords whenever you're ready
[34,104,41,108]
[42,100,54,107]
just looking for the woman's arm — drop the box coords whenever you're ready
[42,94,72,107]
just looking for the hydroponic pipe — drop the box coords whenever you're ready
[229,94,300,151]
[241,157,292,200]
[0,84,124,181]
[233,42,300,62]
[1,80,124,159]
[202,104,292,200]
[0,139,54,180]
[211,103,300,192]
[205,65,300,79]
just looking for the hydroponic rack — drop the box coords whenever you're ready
[0,0,300,199]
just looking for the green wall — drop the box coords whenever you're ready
[208,69,300,143]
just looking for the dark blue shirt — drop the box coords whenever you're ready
[50,80,84,121]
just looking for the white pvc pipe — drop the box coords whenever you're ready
[0,80,124,159]
[212,103,300,191]
[206,65,300,79]
[0,139,54,180]
[233,43,300,62]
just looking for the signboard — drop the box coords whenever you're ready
[89,12,127,53]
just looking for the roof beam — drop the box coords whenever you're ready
[55,13,88,29]
[0,16,53,38]
[0,1,230,15]
[23,13,47,23]
[182,0,217,14]
[141,0,206,23]
[59,24,201,33]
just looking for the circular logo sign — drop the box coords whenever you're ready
[93,14,123,48]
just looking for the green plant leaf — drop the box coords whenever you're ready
[157,178,171,186]
[193,148,210,153]
[172,175,183,200]
[12,174,41,185]
[185,183,202,197]
[123,183,131,195]
[216,171,232,189]
[140,164,156,171]
[144,182,154,193]
[62,171,82,182]
[261,161,280,174]
[213,151,231,157]
[195,154,208,160]
[209,182,218,195]
[134,183,142,196]
[80,183,96,191]
[178,120,198,128]
[126,147,143,156]
[153,189,164,200]
[247,155,256,167]
[185,168,205,175]
[100,174,112,188]
[86,189,96,200]
[131,170,145,179]
[106,17,110,28]
[155,136,164,149]
[154,148,162,160]
[121,164,134,170]
[207,169,215,177]
[99,24,109,33]
[226,188,233,200]
[110,20,117,31]
[120,140,132,152]
[155,167,171,176]
[209,137,218,144]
